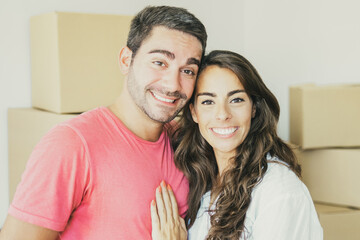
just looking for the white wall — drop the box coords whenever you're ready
[0,0,243,226]
[242,0,360,138]
[1,0,360,227]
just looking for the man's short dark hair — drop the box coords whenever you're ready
[127,5,207,58]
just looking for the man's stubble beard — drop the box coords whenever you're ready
[126,66,185,124]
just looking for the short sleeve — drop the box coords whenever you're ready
[9,124,91,231]
[250,194,323,240]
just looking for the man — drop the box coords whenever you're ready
[0,6,207,239]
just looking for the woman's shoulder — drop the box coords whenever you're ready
[243,155,315,221]
[255,155,309,199]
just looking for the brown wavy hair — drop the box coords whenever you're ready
[172,50,301,239]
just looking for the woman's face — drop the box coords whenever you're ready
[190,65,255,159]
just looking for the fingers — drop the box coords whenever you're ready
[155,184,167,225]
[167,184,180,219]
[151,181,186,240]
[154,181,179,225]
[154,181,181,222]
[179,217,188,240]
[179,217,186,231]
[150,199,160,238]
[161,181,175,223]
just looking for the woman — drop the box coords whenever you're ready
[151,50,323,239]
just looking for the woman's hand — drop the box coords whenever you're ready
[150,181,187,240]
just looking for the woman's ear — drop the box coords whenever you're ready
[189,103,198,123]
[118,46,133,75]
[252,104,256,118]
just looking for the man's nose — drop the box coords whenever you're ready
[162,69,181,93]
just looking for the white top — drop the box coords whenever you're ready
[188,156,323,240]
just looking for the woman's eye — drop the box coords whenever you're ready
[231,98,244,103]
[201,100,214,105]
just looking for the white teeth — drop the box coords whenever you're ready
[212,127,237,135]
[152,91,175,103]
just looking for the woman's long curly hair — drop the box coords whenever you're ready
[172,50,301,239]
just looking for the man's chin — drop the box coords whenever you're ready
[142,103,184,123]
[149,115,176,124]
[146,111,178,124]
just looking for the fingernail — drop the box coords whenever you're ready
[157,186,161,193]
[161,180,166,187]
[151,200,155,206]
[167,184,172,191]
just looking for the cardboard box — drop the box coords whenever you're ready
[289,84,360,149]
[30,12,132,113]
[315,203,360,240]
[8,108,79,202]
[299,149,360,208]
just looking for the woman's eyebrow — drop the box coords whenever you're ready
[196,92,216,98]
[196,90,246,98]
[228,89,245,97]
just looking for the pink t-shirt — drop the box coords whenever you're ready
[9,107,189,239]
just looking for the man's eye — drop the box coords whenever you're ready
[230,98,244,103]
[201,100,214,105]
[153,61,165,67]
[183,69,195,76]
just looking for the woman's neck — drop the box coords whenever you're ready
[214,151,235,176]
[210,151,236,205]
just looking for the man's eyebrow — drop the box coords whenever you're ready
[196,92,216,98]
[228,89,246,97]
[148,49,175,59]
[148,49,200,67]
[187,58,201,67]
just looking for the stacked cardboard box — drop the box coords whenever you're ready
[8,12,132,202]
[8,109,78,201]
[290,84,360,239]
[30,12,132,113]
[315,203,360,240]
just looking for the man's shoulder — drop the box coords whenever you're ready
[35,107,108,149]
[59,107,117,139]
[62,107,106,128]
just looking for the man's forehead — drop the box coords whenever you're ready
[140,26,203,55]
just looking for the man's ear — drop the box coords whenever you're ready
[118,46,133,75]
[189,103,198,123]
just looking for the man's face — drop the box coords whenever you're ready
[126,26,203,123]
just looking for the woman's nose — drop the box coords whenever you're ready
[215,104,231,121]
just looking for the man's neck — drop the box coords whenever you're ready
[108,92,165,142]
